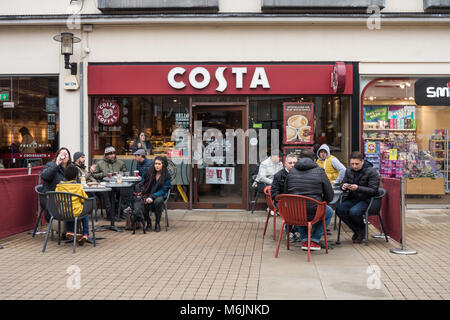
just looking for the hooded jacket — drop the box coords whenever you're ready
[284,157,334,220]
[341,160,380,202]
[316,144,346,183]
[92,156,127,180]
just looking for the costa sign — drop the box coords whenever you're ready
[96,99,120,125]
[168,66,270,92]
[331,62,346,94]
[415,78,450,106]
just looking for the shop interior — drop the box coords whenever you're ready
[363,79,449,207]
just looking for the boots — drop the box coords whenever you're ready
[155,223,161,232]
[146,220,152,232]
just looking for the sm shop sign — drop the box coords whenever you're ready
[88,64,354,95]
[415,78,450,106]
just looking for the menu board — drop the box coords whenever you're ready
[283,102,314,144]
[205,167,235,184]
[283,146,313,163]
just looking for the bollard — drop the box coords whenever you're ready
[390,177,417,255]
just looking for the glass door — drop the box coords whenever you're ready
[193,106,247,209]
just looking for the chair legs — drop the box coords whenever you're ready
[365,211,369,246]
[250,189,261,214]
[274,222,285,258]
[286,223,290,251]
[91,213,96,248]
[365,212,389,246]
[164,204,169,232]
[307,222,312,262]
[73,218,78,254]
[32,208,44,237]
[262,209,277,241]
[322,217,329,254]
[378,213,389,243]
[336,216,342,245]
[42,217,53,253]
[263,210,270,237]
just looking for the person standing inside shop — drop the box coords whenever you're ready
[132,131,153,155]
[40,147,71,222]
[335,151,380,244]
[316,144,346,185]
[18,126,36,167]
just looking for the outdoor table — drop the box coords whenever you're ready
[83,185,112,240]
[103,176,142,183]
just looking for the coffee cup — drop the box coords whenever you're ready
[134,170,139,177]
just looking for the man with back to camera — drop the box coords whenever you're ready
[284,149,334,251]
[335,151,380,244]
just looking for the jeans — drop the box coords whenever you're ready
[335,199,369,234]
[66,216,89,236]
[294,205,333,244]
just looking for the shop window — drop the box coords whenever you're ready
[0,77,59,168]
[362,79,450,206]
[424,0,450,12]
[97,0,219,12]
[90,95,191,205]
[248,95,351,206]
[261,0,385,12]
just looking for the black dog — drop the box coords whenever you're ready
[124,193,146,234]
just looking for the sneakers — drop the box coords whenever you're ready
[78,234,88,246]
[289,232,301,242]
[300,241,321,251]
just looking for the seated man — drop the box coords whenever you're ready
[255,149,284,187]
[271,153,298,241]
[284,149,334,251]
[335,151,380,244]
[133,148,153,181]
[55,164,90,245]
[316,144,346,185]
[92,146,129,220]
[73,151,112,220]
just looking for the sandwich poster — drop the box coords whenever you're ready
[283,102,314,145]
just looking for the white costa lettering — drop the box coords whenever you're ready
[167,66,270,91]
[427,86,450,98]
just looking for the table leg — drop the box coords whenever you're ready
[95,189,123,232]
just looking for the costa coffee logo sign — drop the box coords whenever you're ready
[331,62,346,94]
[168,66,270,92]
[96,100,120,125]
[415,78,450,105]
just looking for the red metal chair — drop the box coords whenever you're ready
[263,186,277,240]
[275,194,329,262]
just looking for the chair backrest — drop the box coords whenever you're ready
[164,188,171,204]
[263,186,276,212]
[367,188,387,216]
[34,184,46,201]
[275,194,327,226]
[46,191,86,221]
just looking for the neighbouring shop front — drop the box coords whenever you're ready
[361,77,450,208]
[88,63,357,210]
[0,76,59,168]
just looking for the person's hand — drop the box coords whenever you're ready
[137,143,142,148]
[56,156,62,166]
[348,184,358,191]
[90,164,96,173]
[145,197,153,204]
[341,183,349,190]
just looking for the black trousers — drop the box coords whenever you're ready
[143,196,164,225]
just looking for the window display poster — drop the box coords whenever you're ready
[45,97,58,113]
[283,102,314,144]
[205,167,235,184]
[365,141,379,154]
[283,146,313,163]
[389,149,398,160]
[364,106,388,122]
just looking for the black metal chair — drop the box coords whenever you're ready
[31,184,48,237]
[42,191,97,254]
[336,188,388,246]
[163,189,171,231]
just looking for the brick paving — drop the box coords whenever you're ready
[0,209,449,300]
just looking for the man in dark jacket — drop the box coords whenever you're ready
[284,149,334,251]
[271,153,297,203]
[336,151,380,243]
[133,149,153,181]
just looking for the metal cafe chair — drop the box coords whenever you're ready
[262,186,277,240]
[275,194,329,262]
[31,184,48,237]
[42,191,97,254]
[336,188,388,246]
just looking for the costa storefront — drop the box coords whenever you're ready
[88,63,358,210]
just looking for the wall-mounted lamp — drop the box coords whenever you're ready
[53,32,81,75]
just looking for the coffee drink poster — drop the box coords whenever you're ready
[205,167,235,185]
[283,102,314,144]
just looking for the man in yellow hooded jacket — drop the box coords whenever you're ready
[55,164,90,245]
[316,144,346,185]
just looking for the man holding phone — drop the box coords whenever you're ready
[336,151,380,244]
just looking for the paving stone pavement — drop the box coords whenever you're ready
[0,209,448,300]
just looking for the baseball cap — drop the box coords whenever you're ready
[133,149,146,156]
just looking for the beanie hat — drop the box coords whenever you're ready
[73,152,85,162]
[104,146,116,154]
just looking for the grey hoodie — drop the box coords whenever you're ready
[316,144,346,184]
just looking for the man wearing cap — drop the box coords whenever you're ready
[92,146,128,219]
[74,151,113,220]
[133,148,153,181]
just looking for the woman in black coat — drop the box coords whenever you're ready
[40,147,71,221]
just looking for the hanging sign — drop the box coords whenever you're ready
[96,99,120,125]
[415,78,450,105]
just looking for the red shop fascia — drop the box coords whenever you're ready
[87,62,359,149]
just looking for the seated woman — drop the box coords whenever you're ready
[142,156,171,232]
[55,164,90,245]
[132,131,153,155]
